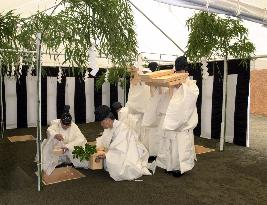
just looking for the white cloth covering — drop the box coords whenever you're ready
[126,82,150,114]
[96,120,151,181]
[42,119,88,175]
[141,87,170,156]
[156,78,199,173]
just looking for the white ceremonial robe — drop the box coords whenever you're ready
[96,120,151,181]
[123,82,150,139]
[156,79,199,173]
[141,87,170,156]
[42,119,88,175]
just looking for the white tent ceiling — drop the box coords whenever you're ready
[1,0,267,68]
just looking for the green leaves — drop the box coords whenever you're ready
[0,0,137,76]
[185,11,255,64]
[95,67,130,90]
[72,144,97,162]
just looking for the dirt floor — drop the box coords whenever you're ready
[0,118,266,205]
[250,114,267,156]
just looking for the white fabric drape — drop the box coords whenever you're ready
[225,74,238,143]
[5,77,17,129]
[85,78,95,122]
[65,77,75,122]
[117,81,125,106]
[47,77,57,125]
[201,76,214,139]
[102,82,110,106]
[26,76,37,127]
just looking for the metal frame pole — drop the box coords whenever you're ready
[0,58,4,139]
[36,33,42,191]
[220,56,228,151]
[128,0,184,53]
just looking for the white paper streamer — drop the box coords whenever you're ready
[57,67,63,83]
[18,56,23,76]
[83,69,90,82]
[89,44,99,76]
[104,69,109,82]
[134,54,145,74]
[11,62,15,76]
[201,57,209,80]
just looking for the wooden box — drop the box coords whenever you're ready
[89,152,104,170]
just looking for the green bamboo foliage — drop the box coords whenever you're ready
[0,0,137,76]
[185,11,255,64]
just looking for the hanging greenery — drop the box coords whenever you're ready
[95,66,130,90]
[0,0,137,80]
[185,11,255,64]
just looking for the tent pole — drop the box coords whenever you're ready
[36,33,42,191]
[0,58,4,139]
[128,0,184,54]
[220,56,228,151]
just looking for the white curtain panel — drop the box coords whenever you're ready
[102,82,110,106]
[118,81,125,106]
[65,77,75,122]
[201,76,214,139]
[4,77,17,129]
[47,77,57,124]
[85,78,95,122]
[225,74,238,143]
[26,76,37,127]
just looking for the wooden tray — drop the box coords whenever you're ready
[139,69,174,82]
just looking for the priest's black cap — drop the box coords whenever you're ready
[95,105,115,121]
[175,56,189,72]
[111,102,122,112]
[61,105,72,125]
[148,62,158,72]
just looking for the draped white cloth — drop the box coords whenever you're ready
[96,120,151,181]
[102,82,110,106]
[47,77,58,124]
[157,78,199,173]
[126,82,150,114]
[141,87,169,156]
[117,81,125,106]
[4,77,17,129]
[42,119,88,175]
[65,77,75,121]
[225,74,238,143]
[85,78,95,122]
[201,76,214,139]
[26,76,37,127]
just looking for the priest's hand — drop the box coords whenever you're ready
[62,147,68,153]
[54,134,64,141]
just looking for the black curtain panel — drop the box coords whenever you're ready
[16,66,28,128]
[188,64,202,137]
[228,59,250,146]
[74,77,86,123]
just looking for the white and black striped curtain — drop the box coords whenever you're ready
[189,59,250,147]
[1,61,249,146]
[1,67,126,128]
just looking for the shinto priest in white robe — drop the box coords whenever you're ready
[156,78,199,173]
[119,80,150,139]
[42,119,88,175]
[96,119,151,181]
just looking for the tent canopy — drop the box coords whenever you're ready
[1,0,267,67]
